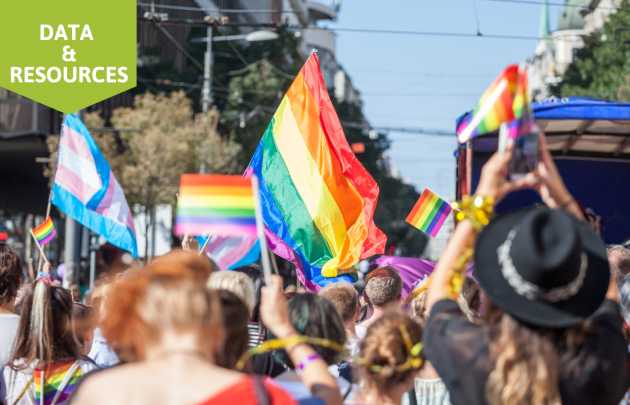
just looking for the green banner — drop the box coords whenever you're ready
[0,0,136,113]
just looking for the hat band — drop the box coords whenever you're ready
[497,229,588,303]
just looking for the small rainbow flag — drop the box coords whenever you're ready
[457,65,519,143]
[406,189,453,238]
[32,217,56,246]
[174,174,257,237]
[34,361,83,405]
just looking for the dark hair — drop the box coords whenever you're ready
[0,242,23,306]
[11,282,79,369]
[215,290,252,372]
[461,277,482,315]
[278,293,346,368]
[72,303,95,348]
[232,264,267,341]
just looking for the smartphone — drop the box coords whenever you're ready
[509,130,539,180]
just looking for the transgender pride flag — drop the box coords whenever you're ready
[52,114,138,257]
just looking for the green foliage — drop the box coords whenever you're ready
[554,0,630,100]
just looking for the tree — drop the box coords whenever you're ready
[135,27,429,257]
[48,91,242,258]
[554,1,630,100]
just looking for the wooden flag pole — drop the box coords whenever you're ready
[30,229,48,264]
[198,235,212,257]
[251,177,272,281]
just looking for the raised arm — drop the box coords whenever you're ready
[426,143,536,310]
[260,275,343,405]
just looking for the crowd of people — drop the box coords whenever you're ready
[1,135,630,405]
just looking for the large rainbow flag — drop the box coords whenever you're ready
[245,53,386,290]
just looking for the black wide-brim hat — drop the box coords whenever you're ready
[474,207,609,328]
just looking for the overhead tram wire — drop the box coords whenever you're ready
[323,27,540,40]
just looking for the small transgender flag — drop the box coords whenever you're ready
[406,189,453,238]
[32,217,56,246]
[52,114,137,257]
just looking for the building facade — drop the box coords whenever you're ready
[529,0,622,100]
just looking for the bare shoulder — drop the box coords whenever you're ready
[72,364,145,405]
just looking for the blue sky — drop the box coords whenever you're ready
[322,0,563,198]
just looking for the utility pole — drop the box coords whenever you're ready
[202,26,213,113]
[63,109,84,288]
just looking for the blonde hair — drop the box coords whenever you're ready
[318,283,358,323]
[409,289,476,326]
[207,271,255,312]
[481,301,589,405]
[358,310,422,391]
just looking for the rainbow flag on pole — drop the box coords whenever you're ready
[32,217,56,246]
[457,65,519,143]
[245,53,386,290]
[406,189,453,238]
[174,175,257,237]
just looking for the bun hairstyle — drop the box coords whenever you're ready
[10,281,78,370]
[101,250,221,363]
[357,310,422,390]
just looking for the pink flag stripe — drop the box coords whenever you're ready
[174,224,258,237]
[54,165,100,205]
[60,125,96,164]
[428,206,452,238]
[38,230,56,246]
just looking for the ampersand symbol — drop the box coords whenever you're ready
[62,46,76,62]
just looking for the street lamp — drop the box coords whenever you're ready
[191,30,280,113]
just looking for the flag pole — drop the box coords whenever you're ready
[198,235,212,257]
[37,115,65,272]
[251,177,272,281]
[30,230,48,264]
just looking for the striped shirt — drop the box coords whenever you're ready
[248,323,262,347]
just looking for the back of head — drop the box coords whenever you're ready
[358,310,422,391]
[101,253,222,363]
[215,290,250,372]
[11,281,78,369]
[608,245,630,283]
[0,242,23,307]
[232,264,264,322]
[279,293,346,368]
[207,271,255,312]
[318,283,358,324]
[365,266,403,309]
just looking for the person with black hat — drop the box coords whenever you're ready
[423,137,630,405]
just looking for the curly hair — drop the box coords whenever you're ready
[0,242,23,306]
[357,310,422,391]
[364,266,403,308]
[101,250,221,363]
